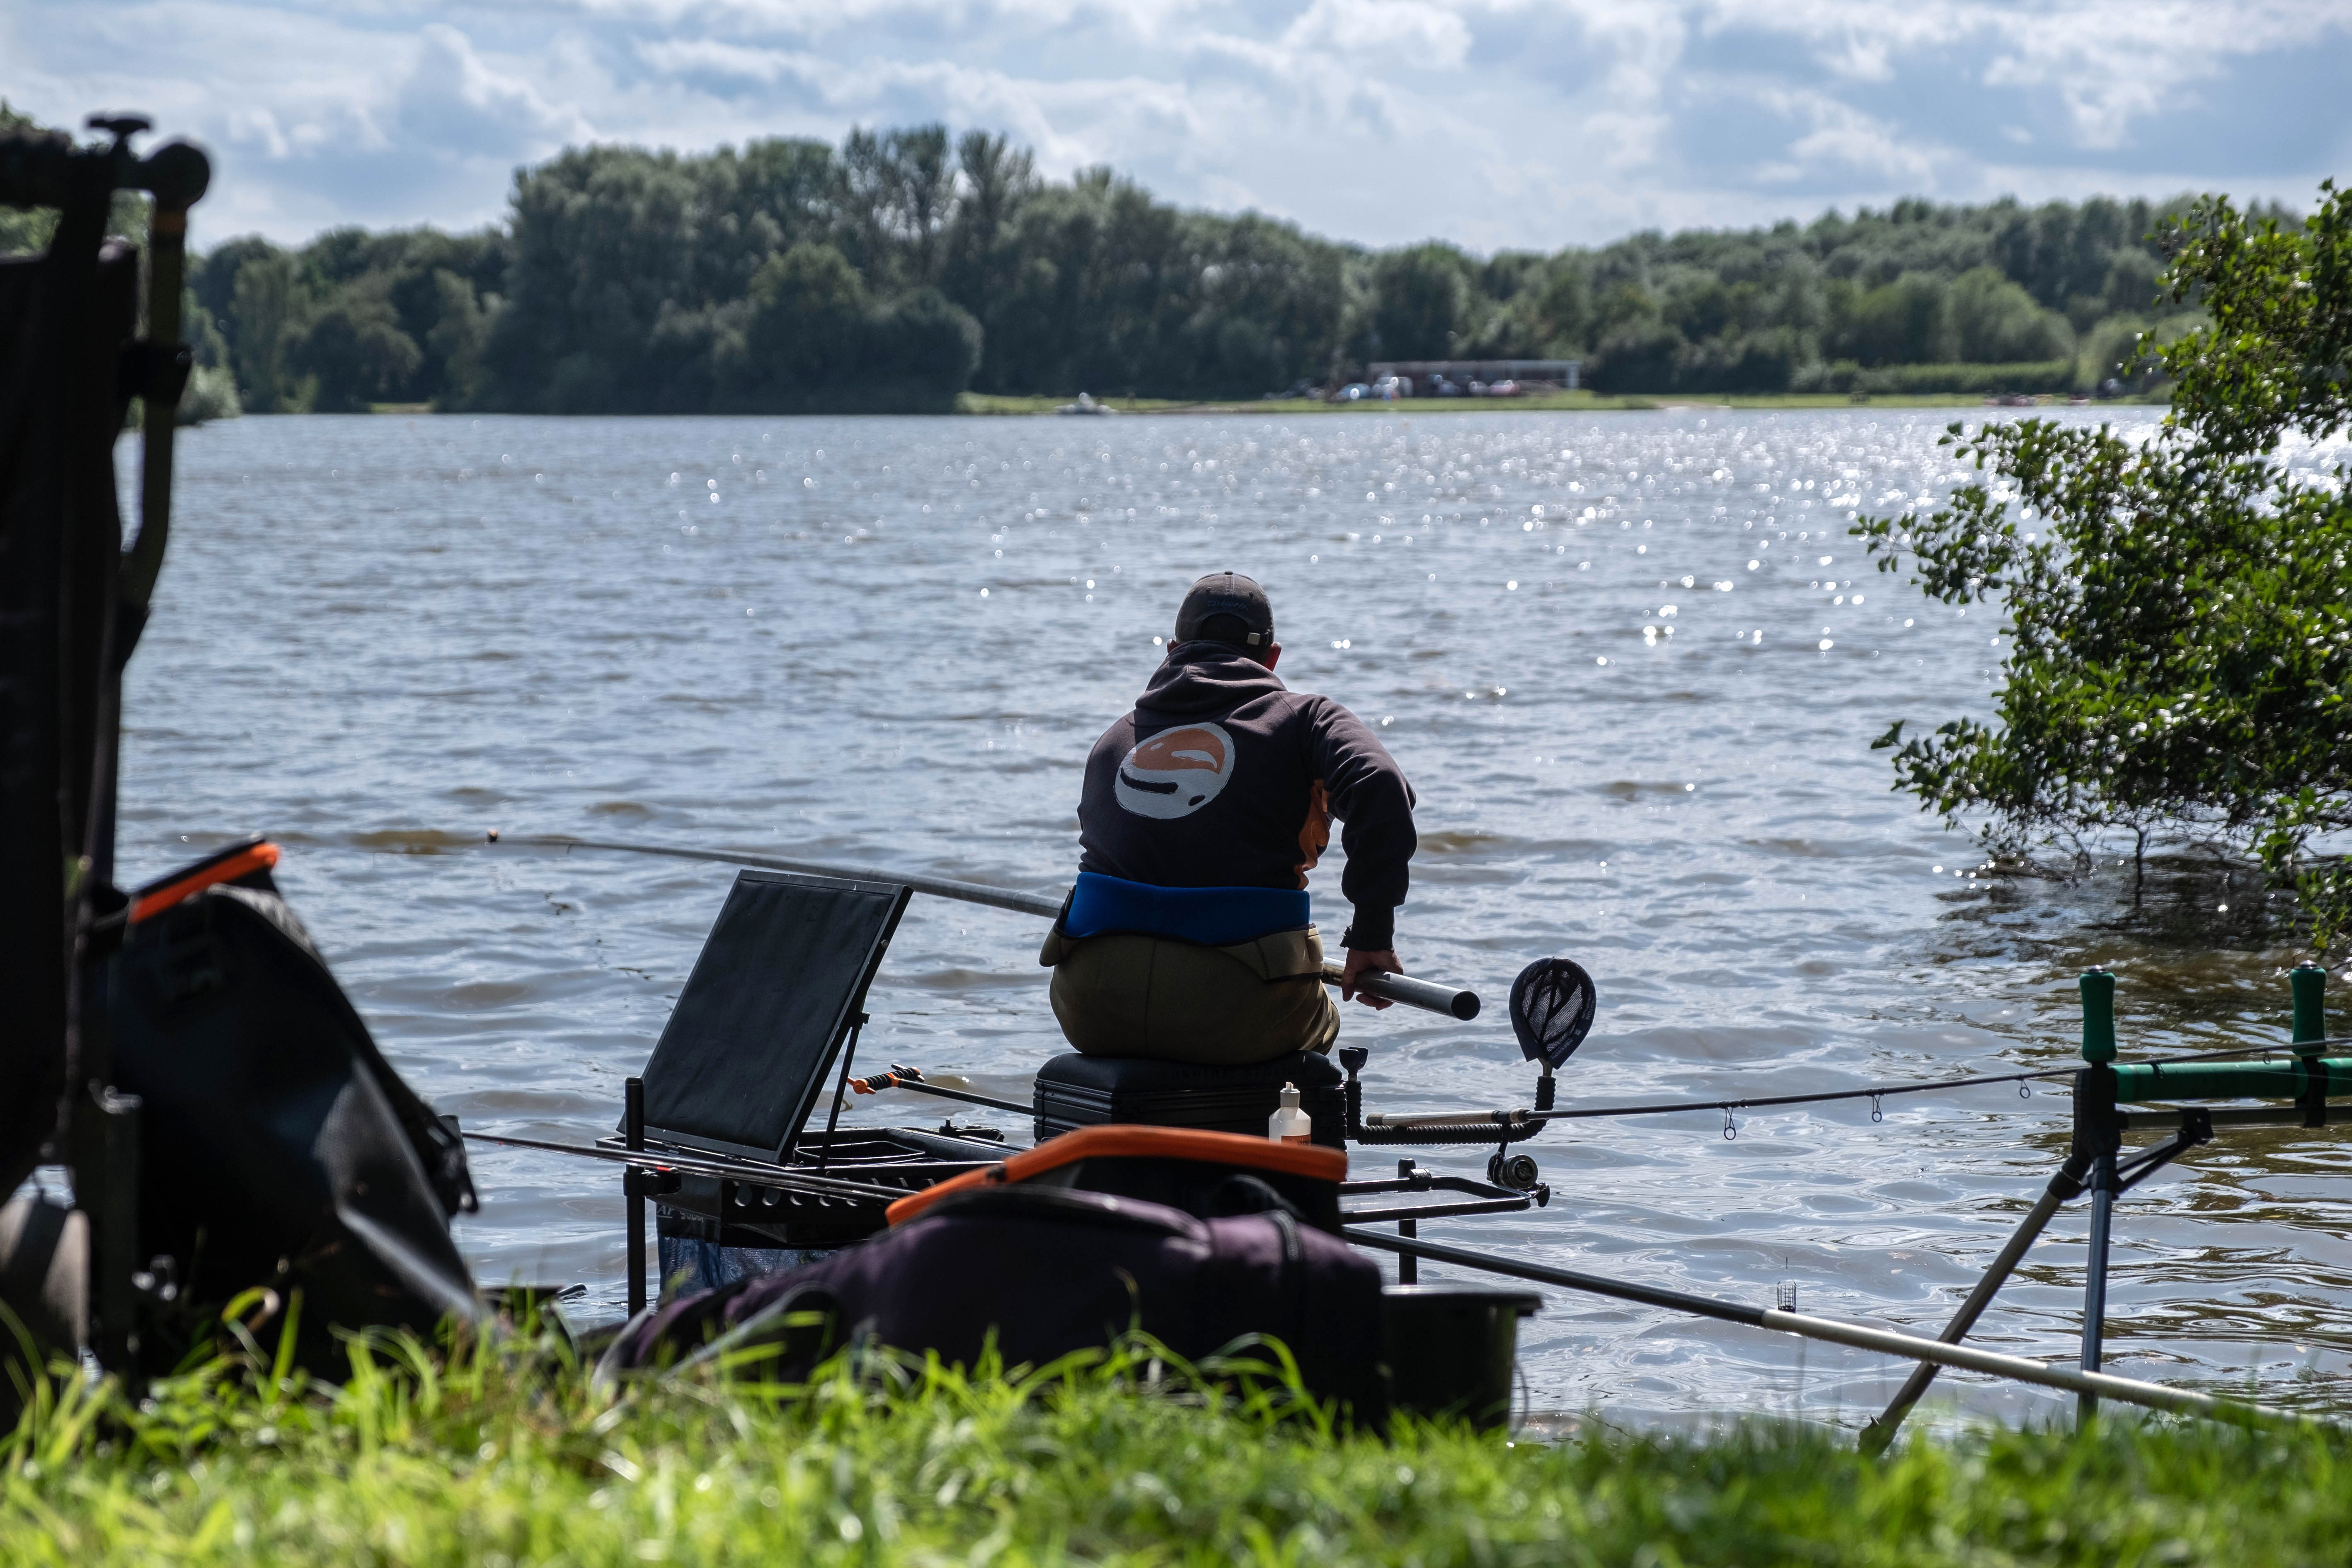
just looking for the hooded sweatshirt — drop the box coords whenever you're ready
[1076,641,1416,950]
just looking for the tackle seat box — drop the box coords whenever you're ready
[1034,1051,1346,1149]
[603,868,1001,1265]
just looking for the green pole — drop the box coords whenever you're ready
[2080,969,2117,1064]
[2291,963,2327,1057]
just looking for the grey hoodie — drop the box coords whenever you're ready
[1075,641,1416,949]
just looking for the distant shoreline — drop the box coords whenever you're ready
[361,391,2170,418]
[954,390,2171,417]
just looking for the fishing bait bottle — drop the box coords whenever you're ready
[1269,1083,1312,1145]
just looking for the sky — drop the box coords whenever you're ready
[10,0,2350,254]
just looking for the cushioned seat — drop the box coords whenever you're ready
[1033,1050,1345,1148]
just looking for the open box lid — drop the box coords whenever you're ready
[633,869,911,1161]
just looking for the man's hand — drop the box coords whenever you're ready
[1340,947,1403,1009]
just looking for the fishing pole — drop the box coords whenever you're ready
[1364,1038,2340,1132]
[1342,1229,2317,1432]
[461,1131,915,1204]
[479,831,1480,1019]
[847,1066,1036,1117]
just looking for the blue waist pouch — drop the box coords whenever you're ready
[1064,871,1309,947]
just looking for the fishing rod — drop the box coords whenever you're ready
[480,831,1481,1019]
[1342,1229,2316,1432]
[847,1065,1036,1117]
[1363,1037,2344,1133]
[462,1130,917,1204]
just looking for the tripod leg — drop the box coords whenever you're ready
[1859,1150,2090,1454]
[1398,1159,1417,1285]
[2078,1148,2118,1426]
[625,1077,646,1320]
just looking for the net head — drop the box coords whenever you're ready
[1510,957,1595,1069]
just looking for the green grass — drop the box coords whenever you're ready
[7,1313,2349,1566]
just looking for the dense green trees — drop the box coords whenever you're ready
[189,225,504,412]
[141,122,2267,412]
[1860,180,2352,948]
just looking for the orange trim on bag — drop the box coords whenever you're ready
[129,842,281,924]
[886,1123,1345,1226]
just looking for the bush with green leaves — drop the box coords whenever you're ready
[1859,180,2352,947]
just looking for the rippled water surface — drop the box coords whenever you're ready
[120,407,2352,1426]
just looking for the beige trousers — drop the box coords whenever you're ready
[1039,924,1341,1066]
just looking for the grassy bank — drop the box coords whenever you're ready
[6,1326,2347,1566]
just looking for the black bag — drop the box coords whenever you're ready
[1033,1050,1345,1146]
[112,859,478,1362]
[609,1185,1389,1420]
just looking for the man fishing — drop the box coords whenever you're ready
[1040,572,1417,1064]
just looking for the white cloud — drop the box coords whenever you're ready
[401,24,589,157]
[1280,0,1473,69]
[5,0,2343,249]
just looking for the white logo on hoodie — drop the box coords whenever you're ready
[1114,722,1236,819]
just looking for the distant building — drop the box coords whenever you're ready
[1366,359,1581,393]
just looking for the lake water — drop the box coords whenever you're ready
[118,405,2352,1428]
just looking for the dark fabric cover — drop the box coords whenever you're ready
[112,880,478,1362]
[612,1186,1388,1419]
[1034,1049,1345,1147]
[635,870,908,1155]
[1077,642,1415,950]
[0,205,141,1195]
[1017,1153,1344,1233]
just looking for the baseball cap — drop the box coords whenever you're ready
[1173,572,1275,647]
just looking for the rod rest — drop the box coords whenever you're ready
[1338,1047,1550,1147]
[2107,1056,2352,1105]
[0,126,209,211]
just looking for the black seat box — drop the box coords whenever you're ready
[1033,1051,1345,1148]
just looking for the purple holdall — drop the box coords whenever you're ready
[606,1185,1389,1419]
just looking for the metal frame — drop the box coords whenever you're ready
[1860,962,2348,1449]
[0,115,209,1396]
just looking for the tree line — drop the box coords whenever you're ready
[138,124,2248,412]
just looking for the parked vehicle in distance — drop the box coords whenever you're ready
[1338,383,1370,401]
[1427,374,1462,397]
[1487,379,1521,398]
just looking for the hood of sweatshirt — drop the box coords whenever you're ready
[1135,642,1287,719]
